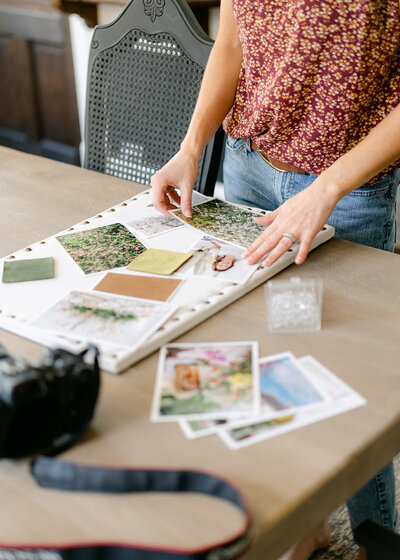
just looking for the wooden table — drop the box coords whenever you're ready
[0,147,400,559]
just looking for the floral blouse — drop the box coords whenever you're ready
[223,0,400,178]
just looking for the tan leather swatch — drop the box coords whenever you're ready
[93,272,181,302]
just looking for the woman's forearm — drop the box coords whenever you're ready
[320,103,400,201]
[180,0,242,160]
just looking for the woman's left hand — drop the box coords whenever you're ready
[244,179,340,266]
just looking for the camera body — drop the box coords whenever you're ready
[0,345,100,458]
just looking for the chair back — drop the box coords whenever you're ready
[84,0,223,195]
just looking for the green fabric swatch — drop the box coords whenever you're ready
[127,248,193,275]
[2,257,54,283]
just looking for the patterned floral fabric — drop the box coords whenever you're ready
[223,0,400,179]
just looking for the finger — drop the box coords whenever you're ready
[262,237,295,267]
[154,190,179,216]
[243,221,279,257]
[165,200,181,213]
[245,231,283,264]
[180,188,192,218]
[151,176,171,216]
[253,209,278,226]
[167,187,181,206]
[295,237,313,265]
[154,195,175,216]
[243,234,267,259]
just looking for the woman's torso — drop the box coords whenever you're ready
[223,0,400,177]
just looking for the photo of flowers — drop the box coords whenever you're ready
[151,342,260,422]
[171,198,265,248]
[31,290,176,348]
[56,223,147,274]
[127,212,185,238]
[179,235,258,283]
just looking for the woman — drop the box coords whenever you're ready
[152,1,399,558]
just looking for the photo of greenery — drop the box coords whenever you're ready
[31,290,175,348]
[56,223,147,274]
[171,199,265,248]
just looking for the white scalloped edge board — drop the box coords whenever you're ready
[0,189,334,373]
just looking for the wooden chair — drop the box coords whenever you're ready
[84,0,223,195]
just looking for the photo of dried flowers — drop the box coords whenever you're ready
[56,223,147,274]
[171,199,265,248]
[31,290,175,348]
[152,342,259,422]
[127,212,185,238]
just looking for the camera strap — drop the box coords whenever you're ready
[0,456,252,560]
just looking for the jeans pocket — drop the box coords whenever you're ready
[350,176,392,198]
[225,136,247,153]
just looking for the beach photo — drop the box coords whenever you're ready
[258,353,325,411]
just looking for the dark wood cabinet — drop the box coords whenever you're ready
[54,0,220,34]
[0,0,80,164]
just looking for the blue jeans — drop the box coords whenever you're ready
[223,135,399,532]
[223,136,399,251]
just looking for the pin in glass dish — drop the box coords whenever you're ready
[265,276,323,332]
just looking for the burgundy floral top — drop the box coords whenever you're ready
[223,0,400,178]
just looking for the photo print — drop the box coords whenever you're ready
[146,189,210,209]
[219,355,366,449]
[31,290,175,348]
[127,212,185,238]
[56,223,146,274]
[180,235,258,283]
[151,342,260,422]
[171,199,265,248]
[179,352,327,439]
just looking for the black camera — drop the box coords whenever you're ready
[0,345,100,458]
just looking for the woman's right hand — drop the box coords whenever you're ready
[151,149,199,218]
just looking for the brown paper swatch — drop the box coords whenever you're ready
[93,272,182,302]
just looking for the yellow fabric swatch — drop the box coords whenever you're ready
[127,248,193,275]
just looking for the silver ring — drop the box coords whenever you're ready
[282,232,298,244]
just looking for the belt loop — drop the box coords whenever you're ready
[245,138,252,152]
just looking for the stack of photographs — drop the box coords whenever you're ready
[151,344,366,450]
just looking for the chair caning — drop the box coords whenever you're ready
[86,29,206,188]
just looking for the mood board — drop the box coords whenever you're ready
[0,189,334,373]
